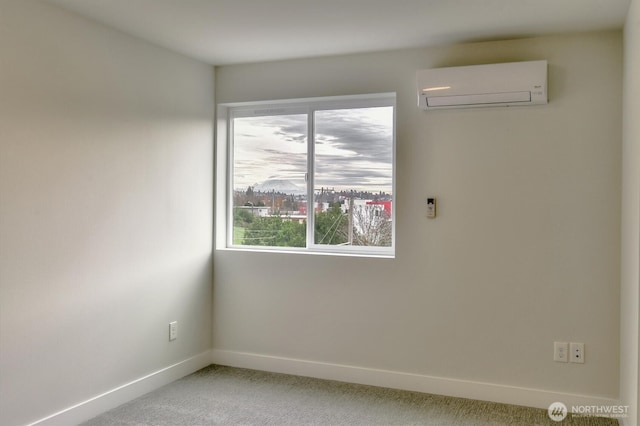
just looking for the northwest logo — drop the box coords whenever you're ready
[548,402,568,422]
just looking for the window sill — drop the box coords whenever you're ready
[216,246,395,259]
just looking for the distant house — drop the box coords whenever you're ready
[236,205,270,217]
[366,200,392,217]
[298,201,330,215]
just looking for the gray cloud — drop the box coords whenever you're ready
[233,107,393,192]
[313,108,392,191]
[315,108,393,162]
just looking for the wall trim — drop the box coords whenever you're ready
[211,349,620,413]
[28,350,212,426]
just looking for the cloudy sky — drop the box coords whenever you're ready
[233,106,393,194]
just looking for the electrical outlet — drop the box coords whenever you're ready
[570,342,584,363]
[169,321,178,341]
[554,342,568,362]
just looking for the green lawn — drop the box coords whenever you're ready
[233,226,245,245]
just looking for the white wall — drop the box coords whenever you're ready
[0,1,214,425]
[621,0,640,425]
[214,32,622,406]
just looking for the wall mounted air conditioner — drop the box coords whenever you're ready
[417,60,547,110]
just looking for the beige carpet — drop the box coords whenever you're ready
[82,365,618,426]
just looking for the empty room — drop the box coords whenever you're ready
[1,0,639,425]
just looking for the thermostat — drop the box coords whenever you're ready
[426,198,436,218]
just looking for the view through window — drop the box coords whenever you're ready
[228,94,395,255]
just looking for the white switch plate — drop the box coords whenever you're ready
[169,321,178,341]
[554,341,568,362]
[570,342,584,363]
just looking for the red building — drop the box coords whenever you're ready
[365,200,392,216]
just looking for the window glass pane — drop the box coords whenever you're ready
[232,114,307,247]
[313,107,393,247]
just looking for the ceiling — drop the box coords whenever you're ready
[44,0,630,66]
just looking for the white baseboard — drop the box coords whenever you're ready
[25,348,623,425]
[28,350,212,426]
[211,349,620,413]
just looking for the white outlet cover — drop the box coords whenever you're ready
[570,342,584,363]
[169,321,178,341]
[554,342,568,362]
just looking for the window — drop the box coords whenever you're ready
[217,93,395,257]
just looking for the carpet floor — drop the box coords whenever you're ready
[82,365,618,426]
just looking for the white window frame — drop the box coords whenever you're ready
[215,93,396,258]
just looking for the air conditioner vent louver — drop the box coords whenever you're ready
[417,61,547,110]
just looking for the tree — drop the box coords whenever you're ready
[244,217,306,247]
[238,202,392,248]
[233,207,254,227]
[351,205,392,247]
[314,203,348,245]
